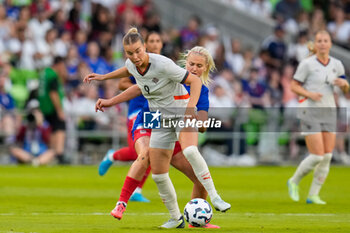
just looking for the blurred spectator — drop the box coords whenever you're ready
[51,9,68,36]
[208,84,235,155]
[274,0,302,21]
[75,30,88,58]
[30,0,52,18]
[90,4,113,40]
[15,6,31,30]
[9,101,55,166]
[27,7,53,43]
[84,41,112,74]
[64,1,81,38]
[284,10,310,35]
[266,69,283,108]
[38,56,67,164]
[0,71,17,144]
[202,26,221,59]
[0,5,14,42]
[213,69,235,100]
[142,11,161,33]
[242,68,268,109]
[262,24,287,68]
[309,8,327,37]
[180,15,201,51]
[287,30,309,63]
[248,0,272,18]
[327,6,350,48]
[225,38,244,76]
[65,45,82,88]
[7,26,36,70]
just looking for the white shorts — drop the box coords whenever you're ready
[300,120,336,136]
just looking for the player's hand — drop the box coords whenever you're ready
[95,98,112,112]
[334,78,349,93]
[308,92,323,101]
[83,73,105,83]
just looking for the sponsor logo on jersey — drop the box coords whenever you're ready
[152,77,159,84]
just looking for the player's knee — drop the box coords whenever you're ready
[182,146,199,157]
[152,173,169,183]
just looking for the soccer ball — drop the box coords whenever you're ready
[184,198,212,227]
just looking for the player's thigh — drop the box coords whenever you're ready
[134,136,150,157]
[179,128,198,149]
[322,132,336,153]
[149,148,172,174]
[305,133,324,155]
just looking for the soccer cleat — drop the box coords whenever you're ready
[98,149,115,176]
[189,223,220,228]
[287,179,299,202]
[306,195,326,205]
[110,202,126,220]
[159,216,185,229]
[129,192,150,203]
[211,196,231,212]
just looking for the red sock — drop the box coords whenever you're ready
[119,176,141,203]
[113,147,138,161]
[138,166,151,189]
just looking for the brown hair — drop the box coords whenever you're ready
[123,27,144,45]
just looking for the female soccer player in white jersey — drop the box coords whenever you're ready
[97,45,220,228]
[287,30,349,204]
[84,28,230,228]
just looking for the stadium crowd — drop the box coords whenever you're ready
[0,0,350,165]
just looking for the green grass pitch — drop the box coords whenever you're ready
[0,165,349,232]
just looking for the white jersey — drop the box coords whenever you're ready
[294,54,345,108]
[125,53,190,116]
[294,55,345,121]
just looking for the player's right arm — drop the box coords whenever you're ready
[83,67,131,83]
[95,84,142,112]
[292,60,322,101]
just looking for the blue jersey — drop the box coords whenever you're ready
[131,84,209,139]
[128,76,148,119]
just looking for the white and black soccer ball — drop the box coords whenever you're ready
[184,198,212,227]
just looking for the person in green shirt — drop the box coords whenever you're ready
[38,57,67,164]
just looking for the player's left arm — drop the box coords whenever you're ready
[334,75,349,94]
[333,61,349,94]
[197,110,208,133]
[184,73,202,118]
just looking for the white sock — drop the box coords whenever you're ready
[182,146,219,201]
[309,153,332,196]
[290,154,323,184]
[133,187,142,194]
[152,173,181,220]
[108,151,114,161]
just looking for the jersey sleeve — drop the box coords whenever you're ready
[293,60,309,83]
[336,60,346,78]
[48,78,59,92]
[196,86,209,112]
[162,57,189,83]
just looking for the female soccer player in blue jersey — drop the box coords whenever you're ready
[288,30,349,204]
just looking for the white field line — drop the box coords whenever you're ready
[0,212,348,217]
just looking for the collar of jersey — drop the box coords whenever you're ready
[136,63,151,76]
